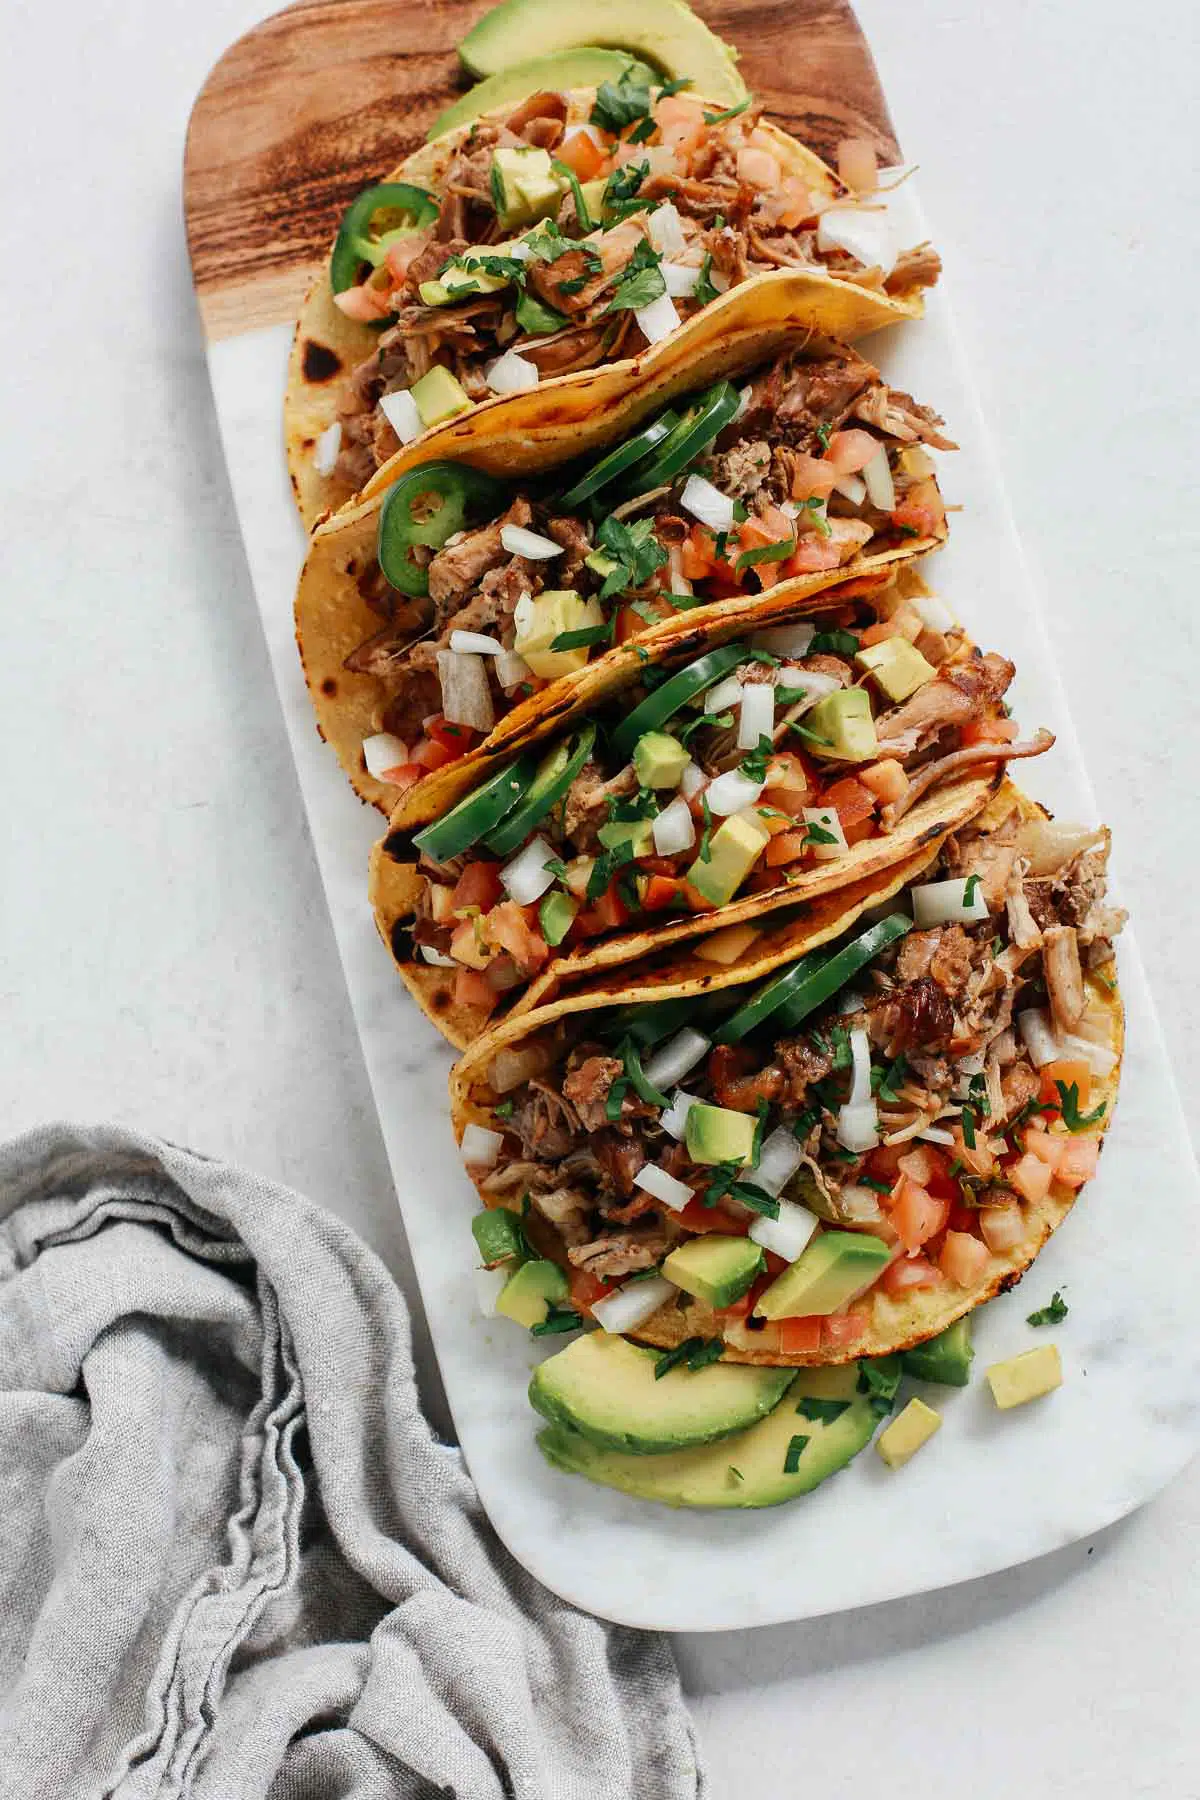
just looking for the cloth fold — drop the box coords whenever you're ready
[0,1123,702,1800]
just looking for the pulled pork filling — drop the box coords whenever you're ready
[353,342,955,781]
[473,806,1123,1353]
[406,575,1052,1017]
[329,83,940,490]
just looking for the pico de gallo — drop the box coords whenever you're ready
[317,68,940,493]
[458,796,1123,1358]
[382,582,1053,1020]
[346,341,957,795]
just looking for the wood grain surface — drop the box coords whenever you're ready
[184,0,899,340]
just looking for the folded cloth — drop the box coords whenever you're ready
[0,1124,703,1800]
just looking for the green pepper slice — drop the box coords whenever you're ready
[558,411,680,510]
[412,749,540,864]
[610,642,748,763]
[620,380,742,496]
[484,723,597,857]
[330,182,440,294]
[601,993,700,1052]
[378,461,509,597]
[717,915,912,1044]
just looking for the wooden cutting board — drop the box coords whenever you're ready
[183,0,900,342]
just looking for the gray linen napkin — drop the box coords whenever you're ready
[0,1123,703,1800]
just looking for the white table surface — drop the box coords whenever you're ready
[2,0,1197,1790]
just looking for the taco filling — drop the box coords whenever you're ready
[390,592,1052,1019]
[325,73,940,490]
[348,343,954,789]
[459,799,1124,1360]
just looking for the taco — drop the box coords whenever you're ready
[451,784,1125,1377]
[371,571,1053,1047]
[285,72,940,525]
[296,333,955,816]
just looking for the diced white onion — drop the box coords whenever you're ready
[634,1163,695,1213]
[704,674,744,713]
[437,649,495,732]
[418,945,458,969]
[706,769,765,816]
[474,1264,511,1317]
[500,834,558,905]
[732,384,754,422]
[378,388,424,444]
[652,795,696,856]
[648,202,686,256]
[737,681,775,749]
[449,630,503,656]
[662,260,702,298]
[750,620,816,659]
[592,1275,677,1334]
[496,649,533,688]
[679,759,707,800]
[1013,817,1106,878]
[644,1027,710,1092]
[916,1126,958,1147]
[634,291,682,344]
[847,1027,873,1108]
[1017,1009,1061,1069]
[913,592,958,634]
[833,473,867,505]
[861,444,897,511]
[500,523,563,560]
[461,1123,503,1169]
[642,144,681,178]
[362,731,409,778]
[749,1196,820,1262]
[660,1090,700,1141]
[838,1184,885,1224]
[680,474,736,533]
[912,877,991,927]
[803,806,849,860]
[816,206,899,277]
[958,1051,987,1075]
[753,1126,804,1197]
[485,350,541,395]
[780,668,841,711]
[1062,1032,1118,1076]
[313,420,342,475]
[836,1101,879,1153]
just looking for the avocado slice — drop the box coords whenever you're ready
[497,1258,569,1328]
[409,366,472,430]
[684,1101,756,1167]
[633,730,690,790]
[856,638,937,703]
[901,1315,975,1387]
[537,1363,883,1508]
[491,146,562,230]
[513,589,606,680]
[686,809,771,907]
[754,1231,891,1320]
[804,687,879,763]
[429,48,657,139]
[529,1331,791,1454]
[663,1236,763,1309]
[596,816,655,857]
[458,0,748,110]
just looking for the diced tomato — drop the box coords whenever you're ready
[1026,1129,1069,1173]
[938,1231,991,1286]
[891,1177,950,1253]
[615,604,644,644]
[784,452,838,501]
[826,429,880,475]
[774,1315,822,1353]
[822,775,876,829]
[557,124,608,181]
[962,716,1019,747]
[856,615,904,649]
[385,234,430,283]
[380,761,424,799]
[783,537,845,575]
[979,1201,1027,1254]
[890,499,943,539]
[568,1266,610,1314]
[680,524,717,580]
[865,1142,909,1184]
[641,874,687,912]
[333,281,394,322]
[486,901,549,977]
[946,1202,978,1235]
[820,1311,867,1349]
[1009,1152,1053,1204]
[843,816,877,846]
[675,1196,750,1236]
[653,93,707,157]
[950,1126,999,1178]
[897,1145,939,1187]
[764,750,813,796]
[425,715,478,758]
[763,829,813,868]
[1039,1058,1092,1113]
[451,861,503,915]
[574,880,631,938]
[411,737,456,771]
[882,1254,943,1295]
[1056,1134,1101,1189]
[453,967,497,1012]
[859,759,909,805]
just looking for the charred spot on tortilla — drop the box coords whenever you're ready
[430,986,452,1014]
[383,827,418,862]
[302,340,342,382]
[321,677,338,697]
[389,920,416,963]
[996,1268,1026,1296]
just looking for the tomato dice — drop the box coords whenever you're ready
[451,861,503,915]
[453,968,497,1012]
[1039,1059,1092,1112]
[777,1315,823,1354]
[821,1310,868,1349]
[938,1231,991,1286]
[890,1177,950,1253]
[822,775,876,828]
[425,715,478,758]
[1009,1152,1054,1204]
[881,1254,943,1295]
[568,1266,610,1314]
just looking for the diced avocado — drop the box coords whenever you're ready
[513,589,606,680]
[684,1102,756,1167]
[430,49,658,138]
[901,1316,975,1387]
[986,1344,1062,1410]
[686,809,770,906]
[458,0,748,113]
[471,1206,525,1267]
[754,1230,891,1320]
[491,146,562,230]
[805,687,878,763]
[539,889,578,947]
[496,1258,569,1328]
[585,548,620,580]
[662,1236,763,1309]
[529,1330,790,1454]
[417,279,453,307]
[877,1396,943,1469]
[537,1362,883,1509]
[597,816,655,857]
[856,637,937,703]
[633,731,690,789]
[579,176,609,222]
[409,365,473,430]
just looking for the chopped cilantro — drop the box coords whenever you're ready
[1055,1081,1107,1133]
[803,817,839,847]
[531,1306,580,1337]
[493,1099,515,1119]
[796,1397,850,1424]
[960,1105,977,1149]
[728,1464,745,1483]
[590,67,653,134]
[604,238,666,314]
[551,159,595,231]
[815,421,832,451]
[604,1076,630,1121]
[871,1052,909,1103]
[964,872,982,907]
[859,1175,892,1196]
[738,732,775,785]
[703,98,752,125]
[551,622,614,651]
[698,795,714,862]
[627,115,657,144]
[515,289,569,335]
[783,1433,810,1474]
[693,252,721,306]
[857,1356,902,1418]
[808,628,858,655]
[594,512,669,599]
[618,1037,672,1109]
[792,1105,822,1139]
[736,537,796,572]
[1027,1290,1069,1327]
[750,1096,771,1166]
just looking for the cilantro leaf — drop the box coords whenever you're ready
[736,537,796,572]
[550,622,614,651]
[594,513,669,599]
[693,252,721,307]
[590,67,653,134]
[1055,1081,1107,1133]
[783,1433,810,1474]
[604,238,666,314]
[809,628,859,655]
[515,288,569,335]
[795,1397,850,1424]
[531,1306,581,1337]
[738,732,775,785]
[1027,1290,1069,1328]
[703,99,752,125]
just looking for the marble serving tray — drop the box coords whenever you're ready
[186,3,1200,1630]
